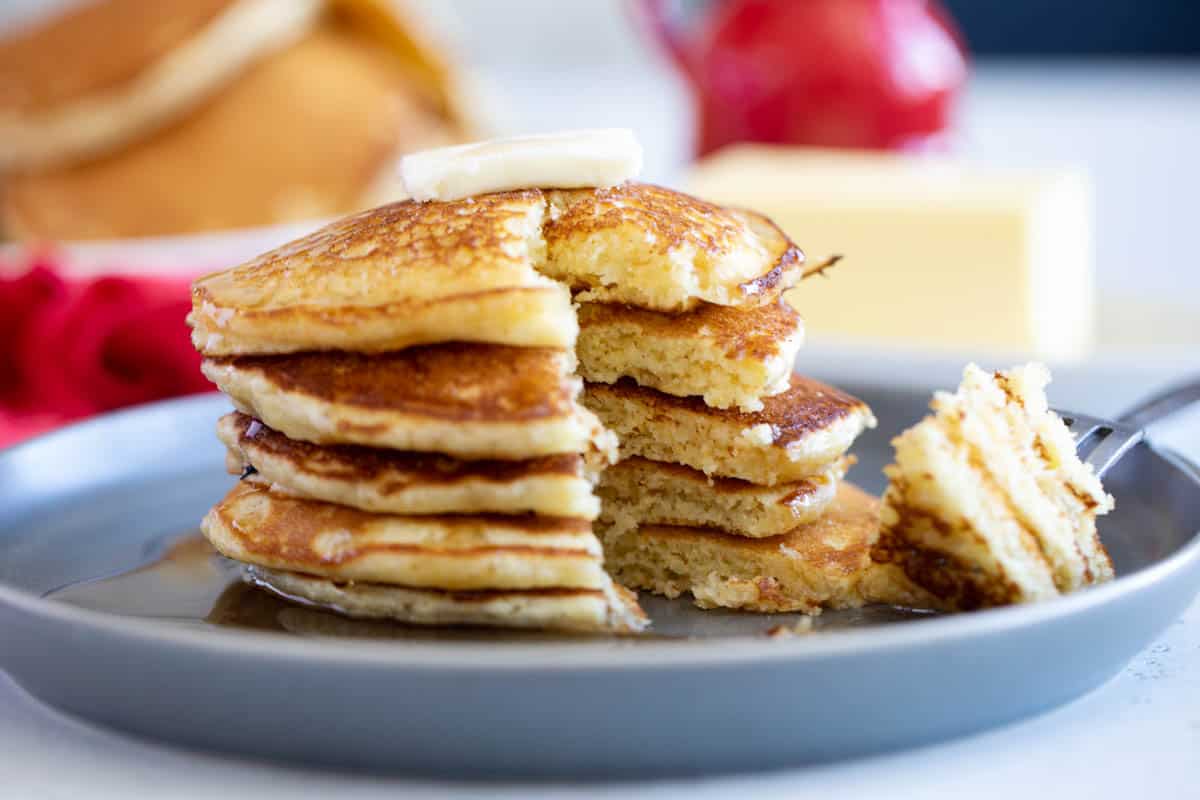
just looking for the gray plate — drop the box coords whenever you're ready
[1,388,1198,778]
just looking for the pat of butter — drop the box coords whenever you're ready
[399,129,643,202]
[687,146,1094,360]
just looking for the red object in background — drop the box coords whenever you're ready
[638,0,968,155]
[0,256,210,448]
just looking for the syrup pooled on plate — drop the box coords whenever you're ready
[45,532,932,640]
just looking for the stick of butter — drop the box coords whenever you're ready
[399,129,643,202]
[687,146,1094,360]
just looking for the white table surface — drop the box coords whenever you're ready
[2,27,1199,795]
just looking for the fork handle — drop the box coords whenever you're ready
[1118,376,1200,428]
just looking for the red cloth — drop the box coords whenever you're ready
[0,255,211,448]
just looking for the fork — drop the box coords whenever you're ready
[1057,376,1200,479]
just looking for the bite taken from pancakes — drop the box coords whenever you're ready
[190,130,1114,633]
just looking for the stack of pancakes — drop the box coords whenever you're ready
[0,0,471,239]
[191,191,645,633]
[532,185,904,614]
[191,179,929,629]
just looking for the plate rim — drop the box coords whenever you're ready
[2,396,1199,672]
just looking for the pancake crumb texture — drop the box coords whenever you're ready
[597,456,847,538]
[583,378,874,485]
[576,299,803,411]
[873,363,1114,611]
[542,184,803,311]
[601,483,928,613]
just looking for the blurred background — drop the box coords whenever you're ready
[1,0,1197,447]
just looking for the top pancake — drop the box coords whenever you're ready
[542,184,804,311]
[189,183,803,355]
[190,189,573,355]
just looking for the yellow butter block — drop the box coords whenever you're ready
[686,146,1093,359]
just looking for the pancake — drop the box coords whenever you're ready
[201,345,615,460]
[0,0,320,169]
[576,298,804,411]
[598,456,848,539]
[189,190,573,354]
[202,482,608,591]
[873,363,1114,611]
[600,483,931,614]
[582,377,875,485]
[219,412,602,518]
[541,184,804,311]
[244,566,647,633]
[4,20,464,240]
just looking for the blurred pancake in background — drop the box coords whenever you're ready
[0,0,475,240]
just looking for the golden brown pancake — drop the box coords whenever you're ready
[0,0,321,170]
[219,412,602,518]
[189,190,573,355]
[2,21,459,238]
[598,456,847,538]
[202,345,614,460]
[244,566,647,633]
[576,298,803,411]
[0,0,234,114]
[202,482,608,591]
[542,184,804,311]
[600,482,931,613]
[582,376,875,485]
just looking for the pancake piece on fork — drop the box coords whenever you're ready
[872,363,1115,611]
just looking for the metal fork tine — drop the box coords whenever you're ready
[1054,409,1145,479]
[1059,410,1105,455]
[1081,425,1144,478]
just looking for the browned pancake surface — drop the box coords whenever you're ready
[208,344,575,422]
[211,483,593,567]
[643,482,879,571]
[4,24,454,238]
[545,184,803,300]
[223,412,583,485]
[578,298,800,361]
[591,376,868,448]
[0,0,235,114]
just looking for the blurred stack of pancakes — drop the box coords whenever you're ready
[0,0,472,239]
[190,192,647,633]
[554,185,924,614]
